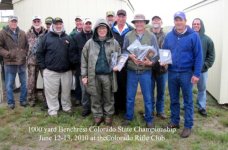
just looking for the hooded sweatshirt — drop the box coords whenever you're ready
[163,26,203,78]
[192,18,215,73]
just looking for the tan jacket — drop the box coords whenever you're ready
[0,26,28,65]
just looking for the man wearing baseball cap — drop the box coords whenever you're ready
[70,16,84,39]
[44,17,53,32]
[69,18,93,117]
[37,17,73,117]
[0,16,29,109]
[150,15,168,120]
[163,11,203,138]
[122,14,159,128]
[26,16,46,107]
[111,9,133,114]
[69,16,84,107]
[106,11,115,27]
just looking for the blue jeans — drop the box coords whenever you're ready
[151,73,168,114]
[125,70,153,123]
[197,72,208,110]
[4,65,27,105]
[168,71,193,129]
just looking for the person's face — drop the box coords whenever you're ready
[32,19,42,29]
[192,19,201,32]
[134,20,145,31]
[116,15,126,26]
[53,22,63,32]
[46,23,51,30]
[8,20,18,30]
[152,18,162,29]
[75,19,84,29]
[106,15,115,23]
[84,22,92,32]
[174,17,187,31]
[97,26,108,38]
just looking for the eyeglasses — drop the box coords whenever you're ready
[193,23,200,25]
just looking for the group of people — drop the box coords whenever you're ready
[0,9,215,138]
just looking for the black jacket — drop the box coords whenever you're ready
[111,22,133,49]
[69,30,93,67]
[36,30,71,72]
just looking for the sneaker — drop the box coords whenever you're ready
[104,117,113,126]
[81,110,91,117]
[146,122,155,128]
[198,109,207,117]
[122,120,131,126]
[165,123,180,129]
[20,101,28,107]
[49,114,58,117]
[8,104,15,110]
[180,128,192,138]
[156,113,167,119]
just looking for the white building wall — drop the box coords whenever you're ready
[12,0,134,33]
[11,0,134,90]
[185,0,227,104]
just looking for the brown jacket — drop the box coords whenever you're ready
[0,25,28,65]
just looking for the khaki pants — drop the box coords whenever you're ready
[43,69,72,115]
[91,75,114,118]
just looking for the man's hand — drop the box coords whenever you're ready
[113,66,119,72]
[191,76,199,84]
[129,54,142,65]
[142,57,153,66]
[82,77,88,86]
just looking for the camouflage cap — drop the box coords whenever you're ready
[45,17,53,24]
[106,11,115,17]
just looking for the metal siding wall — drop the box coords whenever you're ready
[13,0,134,33]
[185,0,227,104]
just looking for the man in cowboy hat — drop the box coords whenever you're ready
[122,14,159,128]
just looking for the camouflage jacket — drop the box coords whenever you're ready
[26,26,46,65]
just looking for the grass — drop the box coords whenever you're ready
[0,88,227,150]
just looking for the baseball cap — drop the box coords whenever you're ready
[174,11,186,20]
[32,16,41,21]
[53,17,63,24]
[45,17,53,24]
[84,18,92,24]
[106,11,115,17]
[75,16,83,21]
[152,16,161,20]
[8,16,18,22]
[117,9,126,16]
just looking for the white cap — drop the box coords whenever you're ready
[84,18,92,24]
[32,16,41,21]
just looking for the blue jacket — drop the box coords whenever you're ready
[163,26,203,77]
